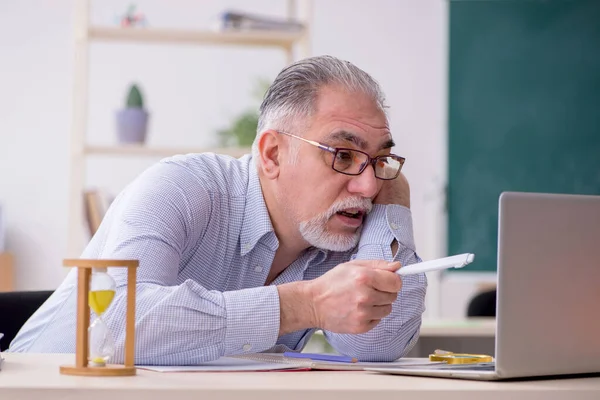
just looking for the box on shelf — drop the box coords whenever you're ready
[0,252,14,292]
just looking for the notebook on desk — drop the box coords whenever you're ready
[368,192,600,380]
[137,353,439,372]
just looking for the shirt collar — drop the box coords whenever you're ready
[240,159,278,256]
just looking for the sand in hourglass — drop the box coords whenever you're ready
[89,290,115,314]
[89,289,116,366]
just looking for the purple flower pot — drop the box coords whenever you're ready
[116,108,149,144]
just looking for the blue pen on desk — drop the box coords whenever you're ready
[283,352,358,363]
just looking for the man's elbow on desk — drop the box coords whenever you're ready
[323,317,423,362]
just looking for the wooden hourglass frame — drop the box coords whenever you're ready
[59,259,139,376]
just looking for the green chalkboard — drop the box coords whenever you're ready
[448,0,600,272]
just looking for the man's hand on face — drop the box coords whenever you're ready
[373,171,410,208]
[306,260,403,334]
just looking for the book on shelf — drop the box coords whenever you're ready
[0,252,13,292]
[83,188,114,237]
[217,10,304,33]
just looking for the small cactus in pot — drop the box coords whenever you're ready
[116,84,149,144]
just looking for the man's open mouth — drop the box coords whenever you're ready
[336,208,365,219]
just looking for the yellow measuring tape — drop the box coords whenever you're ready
[429,349,494,365]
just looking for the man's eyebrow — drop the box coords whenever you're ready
[326,131,368,149]
[380,139,395,151]
[326,130,395,151]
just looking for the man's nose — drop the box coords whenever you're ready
[347,164,379,198]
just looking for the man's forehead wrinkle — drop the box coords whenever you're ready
[326,130,368,149]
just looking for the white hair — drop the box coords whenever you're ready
[251,55,388,165]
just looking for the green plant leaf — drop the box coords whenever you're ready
[217,78,270,147]
[126,84,144,108]
[218,111,258,147]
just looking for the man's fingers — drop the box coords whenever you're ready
[358,259,402,272]
[371,304,393,320]
[380,261,401,272]
[369,290,399,306]
[364,319,381,332]
[370,269,403,293]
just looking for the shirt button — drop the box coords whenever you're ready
[390,223,399,230]
[254,266,263,272]
[243,344,252,351]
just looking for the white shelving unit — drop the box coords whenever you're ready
[89,26,306,49]
[67,1,312,256]
[83,145,252,158]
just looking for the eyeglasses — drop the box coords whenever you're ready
[277,131,405,180]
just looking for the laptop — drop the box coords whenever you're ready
[369,192,600,380]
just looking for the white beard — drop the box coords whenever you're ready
[299,197,373,252]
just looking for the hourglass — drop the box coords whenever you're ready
[59,259,139,377]
[88,267,116,367]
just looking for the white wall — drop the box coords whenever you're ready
[0,1,73,290]
[0,0,470,317]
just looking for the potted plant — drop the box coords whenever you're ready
[116,84,149,144]
[217,78,270,147]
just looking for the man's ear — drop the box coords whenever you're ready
[258,130,281,179]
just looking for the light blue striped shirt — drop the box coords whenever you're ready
[10,153,427,365]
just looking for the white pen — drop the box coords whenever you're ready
[396,253,475,276]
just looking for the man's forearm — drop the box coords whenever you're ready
[103,281,281,364]
[277,281,317,336]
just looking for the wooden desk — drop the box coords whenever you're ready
[2,353,599,400]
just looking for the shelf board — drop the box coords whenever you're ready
[88,26,303,48]
[84,145,251,158]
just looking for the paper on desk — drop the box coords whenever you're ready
[235,353,442,371]
[137,356,307,372]
[138,354,441,373]
[309,358,444,371]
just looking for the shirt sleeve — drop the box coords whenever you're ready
[321,204,428,361]
[95,161,280,365]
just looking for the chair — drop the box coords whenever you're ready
[467,288,497,317]
[0,290,53,351]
